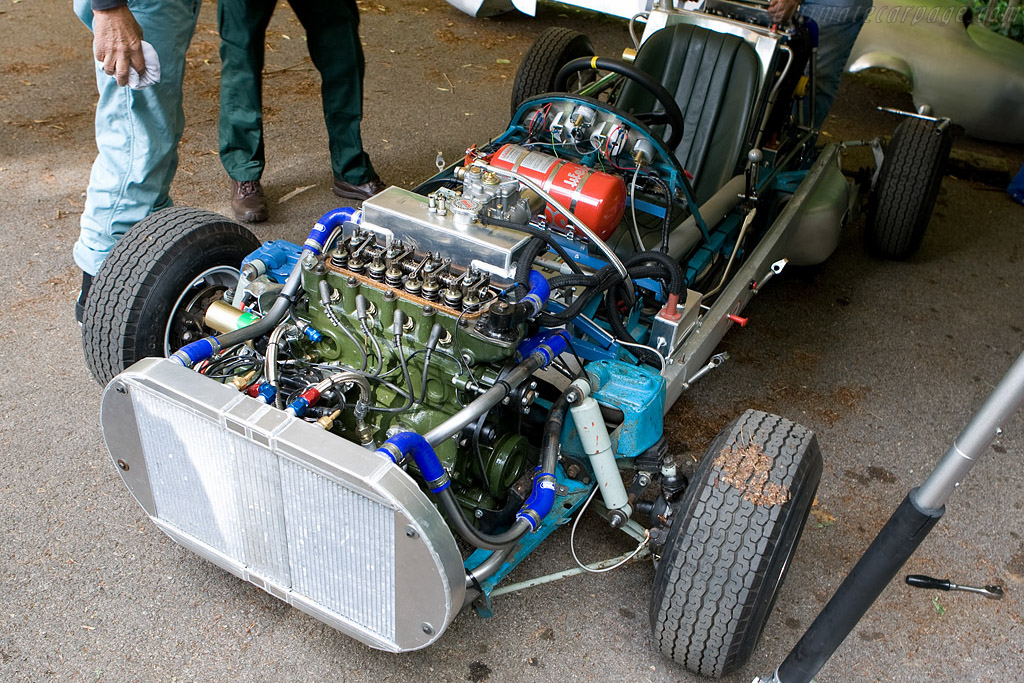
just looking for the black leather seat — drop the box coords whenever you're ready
[617,23,760,203]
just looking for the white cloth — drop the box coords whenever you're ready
[95,39,161,89]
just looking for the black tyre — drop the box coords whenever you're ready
[82,207,260,386]
[650,409,822,677]
[865,117,952,260]
[510,27,594,117]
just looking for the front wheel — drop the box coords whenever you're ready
[82,207,260,385]
[649,409,822,677]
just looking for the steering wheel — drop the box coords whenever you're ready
[554,56,685,151]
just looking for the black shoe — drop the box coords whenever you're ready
[75,271,92,324]
[332,176,386,201]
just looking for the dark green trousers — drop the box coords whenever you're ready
[218,0,375,185]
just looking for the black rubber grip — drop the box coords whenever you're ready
[776,490,944,683]
[905,574,952,591]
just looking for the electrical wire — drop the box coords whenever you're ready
[629,164,645,252]
[361,318,384,376]
[569,486,651,574]
[617,338,666,373]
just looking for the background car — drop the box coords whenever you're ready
[849,0,1024,143]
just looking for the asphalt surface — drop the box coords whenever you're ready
[2,1,1023,681]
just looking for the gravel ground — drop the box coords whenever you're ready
[1,1,1022,682]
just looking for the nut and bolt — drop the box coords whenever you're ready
[608,510,628,528]
[405,526,419,539]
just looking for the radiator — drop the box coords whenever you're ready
[101,358,465,651]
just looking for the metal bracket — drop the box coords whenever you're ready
[752,258,788,294]
[681,352,729,390]
[876,106,952,133]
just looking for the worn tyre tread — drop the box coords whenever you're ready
[865,118,952,260]
[82,207,258,385]
[510,27,594,117]
[650,409,822,677]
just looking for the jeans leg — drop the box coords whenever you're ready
[289,0,375,184]
[218,0,277,182]
[73,0,201,276]
[811,18,866,130]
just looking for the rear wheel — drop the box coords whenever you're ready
[650,409,822,677]
[510,27,594,116]
[865,117,952,259]
[82,207,259,385]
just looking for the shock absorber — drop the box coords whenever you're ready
[568,378,632,527]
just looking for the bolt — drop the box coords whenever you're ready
[114,383,126,394]
[117,459,129,471]
[565,464,580,479]
[638,474,651,487]
[474,509,484,519]
[405,526,419,539]
[421,623,434,636]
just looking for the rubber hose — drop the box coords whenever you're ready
[516,237,546,289]
[537,263,669,327]
[540,387,573,474]
[480,215,584,275]
[439,384,574,550]
[625,250,683,295]
[604,285,663,367]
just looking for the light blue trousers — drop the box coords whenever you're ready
[73,0,201,276]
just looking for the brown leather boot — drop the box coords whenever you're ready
[231,179,269,223]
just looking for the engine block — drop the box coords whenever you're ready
[293,228,534,511]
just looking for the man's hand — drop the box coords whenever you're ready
[93,6,145,87]
[767,0,800,23]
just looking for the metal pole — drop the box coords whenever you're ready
[914,351,1024,509]
[761,350,1024,683]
